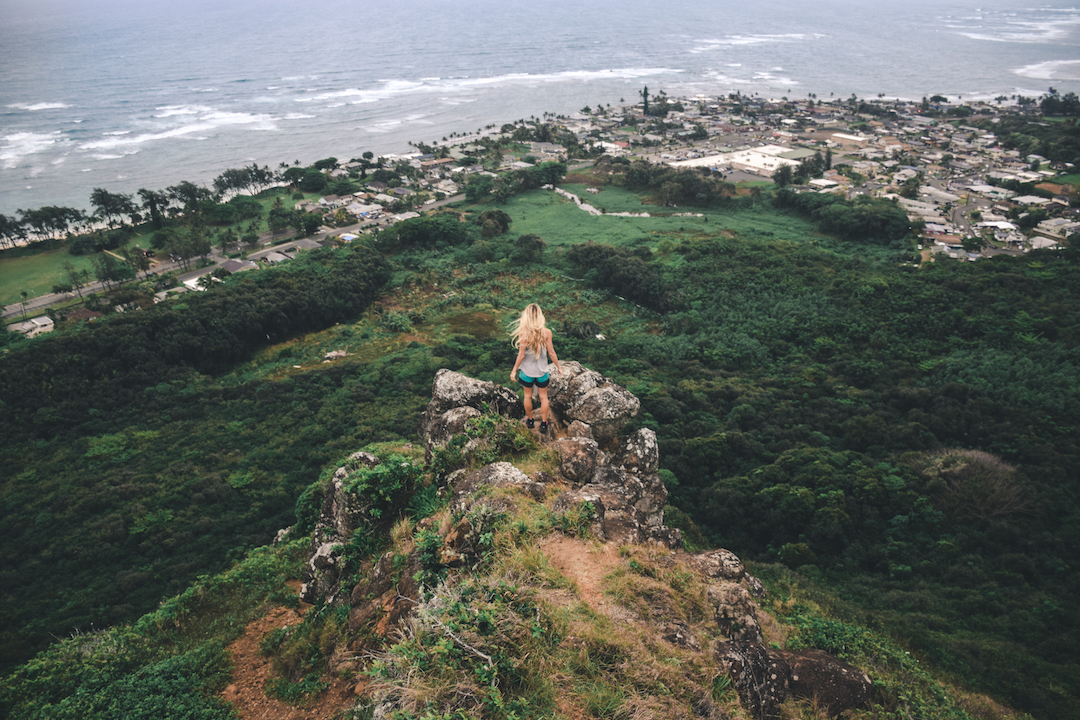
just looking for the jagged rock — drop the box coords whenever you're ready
[347,551,422,638]
[300,451,382,604]
[708,582,763,645]
[566,420,594,439]
[661,620,702,651]
[451,462,546,515]
[613,428,659,474]
[423,406,481,462]
[553,464,679,548]
[773,649,873,717]
[715,641,790,720]
[419,369,520,441]
[547,361,639,446]
[687,549,747,582]
[554,436,603,484]
[551,490,607,539]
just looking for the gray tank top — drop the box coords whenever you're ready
[521,344,549,377]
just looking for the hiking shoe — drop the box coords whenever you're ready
[526,417,535,429]
[540,421,549,433]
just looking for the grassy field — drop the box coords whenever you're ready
[0,247,98,308]
[0,187,309,308]
[504,185,824,252]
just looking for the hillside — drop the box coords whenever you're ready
[2,172,1078,717]
[1,367,1018,720]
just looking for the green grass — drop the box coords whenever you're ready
[0,248,96,308]
[498,186,824,254]
[1054,173,1080,185]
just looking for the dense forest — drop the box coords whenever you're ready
[1,164,1078,718]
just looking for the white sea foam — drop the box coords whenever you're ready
[80,110,277,152]
[1,131,66,169]
[1015,59,1080,81]
[153,105,208,118]
[688,34,821,54]
[946,13,1080,43]
[305,68,680,107]
[283,113,316,120]
[6,102,69,111]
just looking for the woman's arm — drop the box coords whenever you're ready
[510,345,526,382]
[544,329,561,373]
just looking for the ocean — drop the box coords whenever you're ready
[2,0,1079,216]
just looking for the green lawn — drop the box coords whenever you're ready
[500,186,822,252]
[0,247,97,308]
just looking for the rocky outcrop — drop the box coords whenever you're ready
[715,641,791,720]
[419,364,640,456]
[546,361,640,446]
[419,369,519,461]
[773,649,873,717]
[300,451,382,604]
[304,370,871,719]
[552,428,681,548]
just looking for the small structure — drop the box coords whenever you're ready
[220,258,258,274]
[6,315,54,338]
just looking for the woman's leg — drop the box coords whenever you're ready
[538,386,549,422]
[522,386,534,419]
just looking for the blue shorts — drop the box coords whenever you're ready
[518,372,550,388]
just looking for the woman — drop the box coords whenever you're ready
[509,303,561,433]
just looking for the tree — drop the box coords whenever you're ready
[166,181,215,223]
[91,252,135,290]
[465,175,494,202]
[477,209,511,236]
[62,260,90,299]
[218,228,238,255]
[514,234,546,263]
[121,247,154,278]
[0,213,26,248]
[313,157,339,171]
[18,206,86,241]
[138,188,168,230]
[19,290,28,320]
[89,188,137,229]
[640,85,650,115]
[772,165,794,188]
[299,170,327,193]
[297,212,322,237]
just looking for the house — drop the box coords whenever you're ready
[219,259,254,274]
[6,315,54,338]
[318,195,348,209]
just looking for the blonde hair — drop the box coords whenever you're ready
[510,303,547,358]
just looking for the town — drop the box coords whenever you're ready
[4,89,1079,338]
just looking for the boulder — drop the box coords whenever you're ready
[547,361,639,446]
[773,649,873,717]
[566,420,594,439]
[613,428,659,474]
[715,641,790,720]
[553,463,678,548]
[707,582,763,645]
[423,406,481,462]
[554,436,603,484]
[300,451,381,604]
[451,462,546,515]
[418,369,520,446]
[686,549,747,582]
